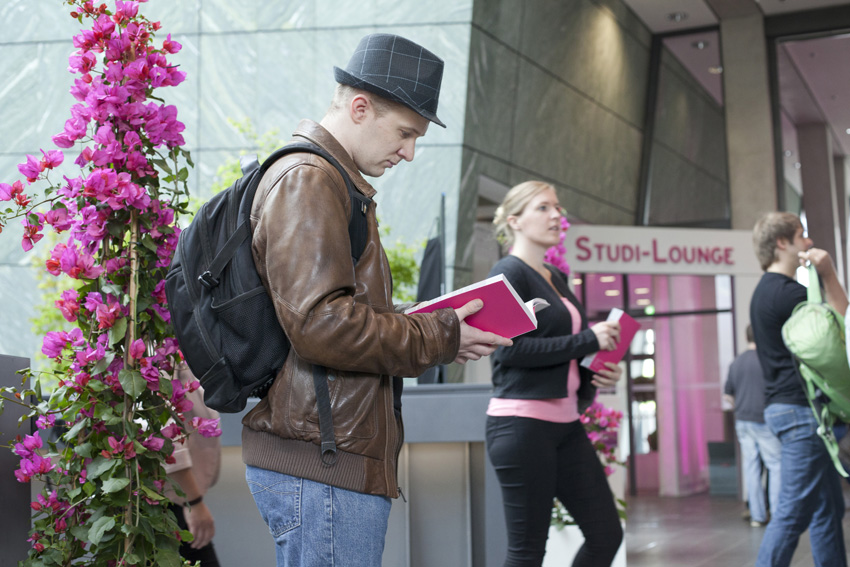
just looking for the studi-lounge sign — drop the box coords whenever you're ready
[564,226,761,276]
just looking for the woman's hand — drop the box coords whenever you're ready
[591,361,622,389]
[591,321,620,351]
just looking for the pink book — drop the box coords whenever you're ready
[404,274,549,339]
[580,308,641,373]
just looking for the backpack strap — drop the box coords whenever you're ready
[257,142,373,466]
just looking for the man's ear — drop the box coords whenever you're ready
[775,237,789,251]
[349,94,371,125]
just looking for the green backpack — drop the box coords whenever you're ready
[781,264,850,477]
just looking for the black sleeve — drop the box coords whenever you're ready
[488,258,600,368]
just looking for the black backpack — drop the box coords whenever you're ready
[165,142,372,421]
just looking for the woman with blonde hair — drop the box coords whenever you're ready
[487,181,624,566]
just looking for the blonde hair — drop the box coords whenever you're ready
[328,84,401,117]
[492,181,555,251]
[752,211,801,271]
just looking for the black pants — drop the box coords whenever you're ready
[167,504,221,567]
[486,416,623,567]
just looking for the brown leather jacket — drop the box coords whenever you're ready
[241,120,459,497]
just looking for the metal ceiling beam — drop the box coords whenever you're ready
[703,0,761,20]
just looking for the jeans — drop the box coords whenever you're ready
[486,416,623,567]
[755,404,846,567]
[246,466,392,567]
[735,420,781,523]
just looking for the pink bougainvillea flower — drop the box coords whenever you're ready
[13,434,43,458]
[94,298,121,329]
[42,332,68,359]
[45,241,68,276]
[36,413,57,430]
[15,453,54,483]
[129,338,145,360]
[141,435,164,452]
[40,149,64,169]
[18,154,45,182]
[55,289,81,322]
[21,220,44,252]
[160,423,181,439]
[191,417,222,438]
[162,33,181,54]
[59,243,104,280]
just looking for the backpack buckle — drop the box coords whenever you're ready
[198,271,220,289]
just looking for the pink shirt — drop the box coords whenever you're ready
[487,297,582,423]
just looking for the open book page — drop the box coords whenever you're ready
[404,274,547,339]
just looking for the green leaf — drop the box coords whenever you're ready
[158,376,173,398]
[70,524,88,541]
[87,456,118,480]
[88,516,115,545]
[74,442,94,458]
[62,418,88,442]
[91,351,115,375]
[83,481,96,496]
[101,477,130,494]
[141,234,158,252]
[101,283,124,298]
[106,222,125,238]
[141,485,166,501]
[118,369,146,400]
[110,317,128,346]
[155,548,184,567]
[177,167,189,182]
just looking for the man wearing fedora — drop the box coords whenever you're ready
[241,34,512,566]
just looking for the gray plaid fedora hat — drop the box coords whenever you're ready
[334,33,446,128]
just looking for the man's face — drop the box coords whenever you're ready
[354,103,430,178]
[788,225,813,255]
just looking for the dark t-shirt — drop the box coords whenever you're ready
[724,349,767,422]
[749,272,808,406]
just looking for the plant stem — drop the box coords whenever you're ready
[122,211,140,557]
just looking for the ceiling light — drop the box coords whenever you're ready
[635,287,650,294]
[636,299,651,306]
[794,162,801,169]
[708,66,723,75]
[846,128,850,135]
[600,276,616,283]
[784,150,793,157]
[605,290,620,297]
[692,41,709,50]
[573,278,583,286]
[668,12,688,22]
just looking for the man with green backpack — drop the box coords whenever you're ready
[750,211,848,567]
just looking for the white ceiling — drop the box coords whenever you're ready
[621,0,850,164]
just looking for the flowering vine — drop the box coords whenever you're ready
[0,2,219,565]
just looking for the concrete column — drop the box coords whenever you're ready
[798,123,842,282]
[718,13,779,229]
[833,155,848,284]
[0,355,32,566]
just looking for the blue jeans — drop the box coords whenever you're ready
[735,420,781,523]
[756,404,846,567]
[246,466,391,567]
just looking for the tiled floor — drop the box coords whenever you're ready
[625,491,850,567]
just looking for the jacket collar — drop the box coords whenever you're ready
[291,119,377,198]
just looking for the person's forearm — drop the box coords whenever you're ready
[169,468,203,503]
[822,271,849,315]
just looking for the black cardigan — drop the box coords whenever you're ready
[488,255,599,401]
